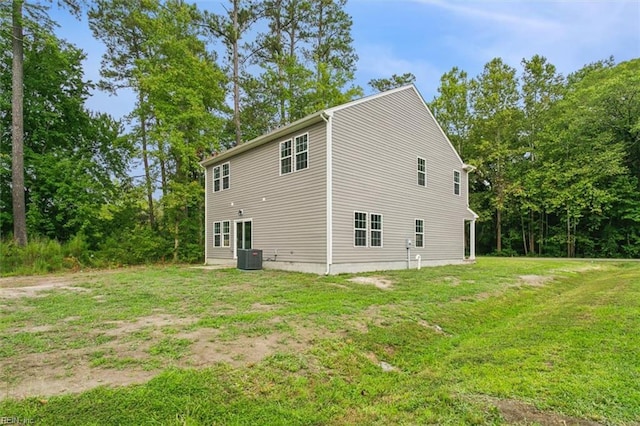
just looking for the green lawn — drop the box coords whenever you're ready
[1,258,638,425]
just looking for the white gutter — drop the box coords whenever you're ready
[322,111,333,275]
[203,168,209,263]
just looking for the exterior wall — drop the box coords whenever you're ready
[205,121,327,265]
[330,87,473,266]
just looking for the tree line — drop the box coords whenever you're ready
[430,57,640,258]
[1,0,638,273]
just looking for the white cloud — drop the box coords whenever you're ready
[355,43,443,97]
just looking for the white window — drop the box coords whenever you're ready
[213,221,230,247]
[370,214,383,247]
[280,139,292,174]
[281,133,309,175]
[222,163,230,190]
[415,219,424,248]
[454,170,461,195]
[295,134,308,171]
[213,162,230,192]
[354,212,367,247]
[354,212,383,247]
[418,157,426,187]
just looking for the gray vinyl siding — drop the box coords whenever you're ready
[331,87,470,264]
[205,121,327,263]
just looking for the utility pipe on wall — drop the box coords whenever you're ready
[415,254,422,270]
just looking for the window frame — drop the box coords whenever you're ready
[213,162,230,192]
[415,219,424,248]
[417,157,426,187]
[280,133,309,175]
[354,211,368,247]
[454,170,461,196]
[213,220,231,248]
[370,213,383,248]
[280,139,292,175]
[294,133,309,172]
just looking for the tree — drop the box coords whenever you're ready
[89,0,159,227]
[136,0,226,260]
[11,0,26,245]
[468,58,523,253]
[516,55,563,255]
[1,0,83,245]
[0,21,132,244]
[539,59,638,257]
[430,67,470,156]
[204,0,259,146]
[368,72,416,93]
[304,0,361,113]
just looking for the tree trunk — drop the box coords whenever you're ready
[173,219,179,262]
[138,106,155,228]
[496,208,502,252]
[521,214,528,255]
[232,0,241,146]
[11,0,27,246]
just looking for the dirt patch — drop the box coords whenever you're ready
[0,278,90,299]
[519,275,553,287]
[102,315,198,336]
[1,349,156,400]
[349,276,393,290]
[1,315,325,399]
[481,396,603,426]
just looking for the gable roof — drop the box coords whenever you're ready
[200,85,465,167]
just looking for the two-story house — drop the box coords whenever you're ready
[201,85,478,274]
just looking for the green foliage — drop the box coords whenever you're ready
[0,237,64,275]
[368,72,416,93]
[432,56,640,257]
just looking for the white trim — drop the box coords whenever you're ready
[204,168,208,261]
[417,156,427,187]
[354,211,368,247]
[233,218,253,259]
[370,213,383,248]
[213,221,221,247]
[453,169,461,196]
[279,139,293,175]
[324,111,333,273]
[222,220,230,247]
[213,161,231,192]
[415,218,425,248]
[222,162,230,190]
[294,132,309,172]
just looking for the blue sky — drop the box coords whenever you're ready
[49,0,640,121]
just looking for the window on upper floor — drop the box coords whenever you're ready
[415,219,424,248]
[295,134,308,171]
[454,170,461,195]
[213,162,230,192]
[418,157,426,187]
[281,133,309,175]
[280,140,292,174]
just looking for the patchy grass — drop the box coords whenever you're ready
[0,258,638,425]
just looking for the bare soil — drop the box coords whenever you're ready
[349,276,394,290]
[477,395,604,426]
[0,274,323,399]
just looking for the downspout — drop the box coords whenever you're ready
[322,111,333,275]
